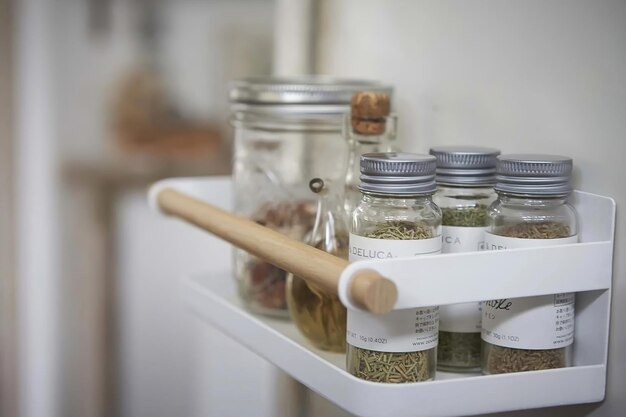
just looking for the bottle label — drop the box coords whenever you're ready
[481,233,578,349]
[348,234,441,261]
[442,226,487,253]
[347,234,442,352]
[439,226,486,332]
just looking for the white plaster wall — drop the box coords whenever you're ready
[316,1,626,416]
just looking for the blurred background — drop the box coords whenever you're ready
[1,1,625,417]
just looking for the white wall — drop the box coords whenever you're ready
[115,186,280,417]
[317,1,625,416]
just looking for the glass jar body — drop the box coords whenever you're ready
[433,185,496,372]
[481,193,578,374]
[232,111,348,317]
[347,192,441,383]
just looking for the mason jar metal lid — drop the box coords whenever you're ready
[230,77,392,115]
[359,153,437,195]
[429,146,500,186]
[495,154,573,196]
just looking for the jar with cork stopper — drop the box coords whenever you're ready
[343,91,397,218]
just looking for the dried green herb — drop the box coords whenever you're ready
[498,222,571,239]
[438,204,488,371]
[483,345,566,374]
[347,347,433,383]
[441,204,488,227]
[365,221,434,240]
[437,332,481,370]
[348,221,436,383]
[483,221,572,374]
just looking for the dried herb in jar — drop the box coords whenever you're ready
[483,221,571,374]
[348,221,437,383]
[437,332,482,369]
[365,221,434,240]
[347,152,441,383]
[347,347,432,383]
[287,178,350,351]
[437,204,489,371]
[441,204,488,227]
[243,201,316,312]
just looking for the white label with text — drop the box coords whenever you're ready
[442,226,487,253]
[481,233,578,349]
[348,234,441,261]
[347,234,442,351]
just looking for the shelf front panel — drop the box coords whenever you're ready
[184,272,606,417]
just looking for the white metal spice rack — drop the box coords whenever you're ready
[149,176,615,417]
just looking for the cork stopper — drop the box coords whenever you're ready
[351,91,391,135]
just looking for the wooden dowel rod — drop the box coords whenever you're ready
[156,188,397,314]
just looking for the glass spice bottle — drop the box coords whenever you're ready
[482,154,578,374]
[286,178,348,352]
[430,146,500,373]
[347,153,442,383]
[343,91,396,219]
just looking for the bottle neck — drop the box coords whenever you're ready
[361,191,434,206]
[497,193,569,207]
[437,184,495,197]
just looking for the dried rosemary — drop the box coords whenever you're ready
[347,346,434,383]
[497,222,571,239]
[441,205,488,227]
[438,204,491,372]
[348,221,438,383]
[437,332,482,369]
[483,345,566,374]
[365,221,434,240]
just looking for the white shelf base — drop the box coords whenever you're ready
[183,272,606,417]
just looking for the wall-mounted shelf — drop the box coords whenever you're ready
[150,176,616,417]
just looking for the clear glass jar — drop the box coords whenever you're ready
[430,146,500,372]
[347,153,442,383]
[482,154,578,374]
[230,78,391,317]
[286,178,348,352]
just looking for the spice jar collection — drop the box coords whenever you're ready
[228,80,585,384]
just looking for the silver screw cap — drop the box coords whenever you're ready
[495,154,573,196]
[230,77,392,115]
[359,153,437,195]
[429,146,501,186]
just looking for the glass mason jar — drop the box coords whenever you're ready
[286,179,348,352]
[482,154,578,374]
[347,153,442,383]
[230,78,391,317]
[430,146,500,373]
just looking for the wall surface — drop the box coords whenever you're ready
[316,1,625,416]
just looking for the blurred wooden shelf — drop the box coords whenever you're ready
[62,151,231,186]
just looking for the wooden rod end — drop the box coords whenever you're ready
[350,269,398,314]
